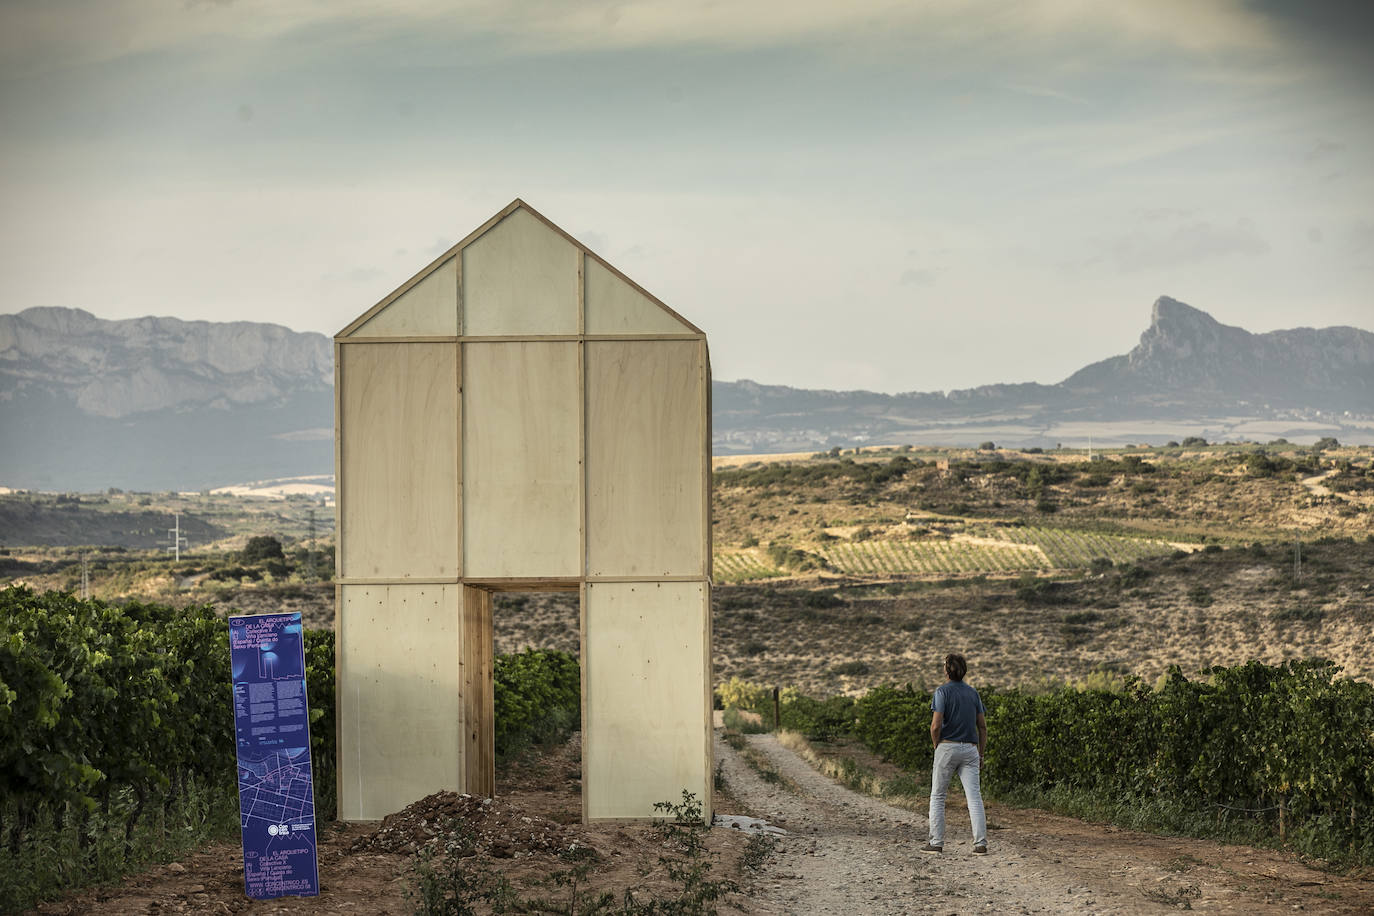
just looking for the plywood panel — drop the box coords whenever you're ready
[586,340,705,577]
[462,342,581,578]
[461,587,494,796]
[350,258,458,337]
[583,581,710,820]
[339,342,459,578]
[338,584,461,820]
[462,208,579,336]
[584,258,692,335]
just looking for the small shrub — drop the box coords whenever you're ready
[802,590,844,609]
[741,833,777,870]
[715,676,770,712]
[240,535,285,563]
[831,660,871,677]
[722,707,769,734]
[1272,605,1323,622]
[1017,576,1070,606]
[766,544,832,573]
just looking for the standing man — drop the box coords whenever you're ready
[921,653,987,855]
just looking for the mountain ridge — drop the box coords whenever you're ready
[1,297,1370,489]
[0,307,331,419]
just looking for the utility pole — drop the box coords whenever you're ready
[306,507,317,580]
[166,513,188,562]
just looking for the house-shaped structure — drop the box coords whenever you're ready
[333,200,712,822]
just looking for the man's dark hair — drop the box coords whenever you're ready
[945,653,967,682]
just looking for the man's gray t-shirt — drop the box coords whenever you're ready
[931,681,985,744]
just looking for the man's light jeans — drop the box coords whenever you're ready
[928,742,986,847]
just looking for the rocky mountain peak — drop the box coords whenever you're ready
[1149,295,1213,326]
[1058,296,1374,408]
[1130,296,1249,369]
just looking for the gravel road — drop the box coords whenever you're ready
[715,733,1370,915]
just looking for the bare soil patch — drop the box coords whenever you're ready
[30,738,763,915]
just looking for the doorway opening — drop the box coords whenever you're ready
[466,583,583,816]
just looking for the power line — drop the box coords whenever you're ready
[166,513,188,562]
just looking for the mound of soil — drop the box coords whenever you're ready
[350,791,569,858]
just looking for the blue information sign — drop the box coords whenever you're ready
[229,612,320,900]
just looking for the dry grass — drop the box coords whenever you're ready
[776,731,926,813]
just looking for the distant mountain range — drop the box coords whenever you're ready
[1,298,1370,490]
[715,297,1374,453]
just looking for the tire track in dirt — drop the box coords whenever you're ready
[716,733,1370,915]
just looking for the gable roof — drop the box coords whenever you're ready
[336,199,702,339]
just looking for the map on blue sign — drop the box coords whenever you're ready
[230,613,320,900]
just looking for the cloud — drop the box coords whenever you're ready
[1348,220,1374,255]
[1133,207,1194,222]
[1001,83,1093,106]
[1304,138,1344,162]
[0,0,1282,79]
[899,268,936,287]
[1099,218,1270,273]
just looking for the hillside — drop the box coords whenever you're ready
[3,443,1370,696]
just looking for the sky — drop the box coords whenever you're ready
[1,0,1371,394]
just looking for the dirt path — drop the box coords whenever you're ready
[717,733,1373,915]
[1301,470,1338,499]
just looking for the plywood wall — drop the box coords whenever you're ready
[585,339,706,578]
[338,343,459,578]
[583,581,711,820]
[462,208,579,336]
[338,584,463,821]
[349,258,458,337]
[584,258,692,335]
[462,341,581,578]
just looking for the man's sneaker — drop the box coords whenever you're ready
[919,843,943,854]
[972,844,988,855]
